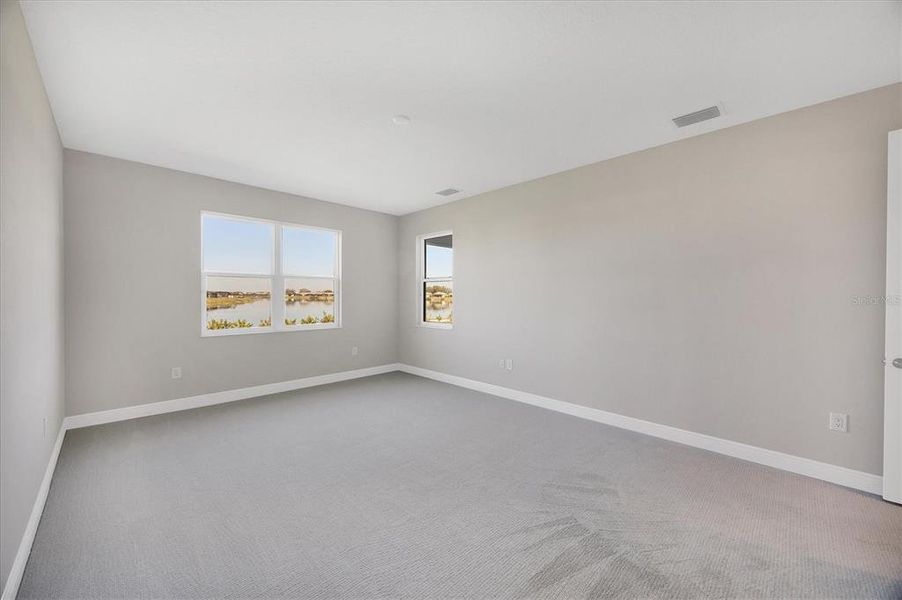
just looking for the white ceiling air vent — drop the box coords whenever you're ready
[436,188,460,197]
[672,105,721,128]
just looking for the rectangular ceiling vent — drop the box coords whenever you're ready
[436,188,460,197]
[672,105,721,128]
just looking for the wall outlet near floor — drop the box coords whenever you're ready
[829,412,848,433]
[505,358,513,371]
[351,346,358,356]
[499,359,506,369]
[171,366,182,380]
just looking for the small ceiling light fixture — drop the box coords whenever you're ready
[436,188,460,197]
[672,105,722,128]
[392,114,411,125]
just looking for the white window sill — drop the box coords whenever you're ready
[202,323,341,337]
[419,322,453,330]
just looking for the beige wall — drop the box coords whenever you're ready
[399,84,902,476]
[0,0,65,589]
[64,150,398,416]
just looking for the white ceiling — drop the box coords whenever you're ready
[21,1,902,215]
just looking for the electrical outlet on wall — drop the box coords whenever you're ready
[499,359,505,369]
[829,412,848,433]
[505,359,513,371]
[171,367,182,380]
[351,346,358,356]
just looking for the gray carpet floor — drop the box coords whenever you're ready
[18,372,902,599]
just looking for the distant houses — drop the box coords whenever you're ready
[425,288,452,307]
[205,290,270,311]
[285,288,335,302]
[206,289,335,302]
[206,290,270,299]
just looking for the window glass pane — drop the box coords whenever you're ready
[284,277,336,326]
[424,280,453,324]
[283,227,336,277]
[425,235,452,279]
[205,277,272,330]
[203,215,273,275]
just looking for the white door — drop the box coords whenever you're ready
[884,129,902,504]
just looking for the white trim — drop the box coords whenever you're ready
[419,322,453,330]
[65,364,401,430]
[885,129,902,504]
[397,364,883,495]
[1,423,66,600]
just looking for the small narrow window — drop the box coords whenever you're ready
[420,232,453,327]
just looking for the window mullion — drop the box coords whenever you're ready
[273,225,284,330]
[335,232,341,327]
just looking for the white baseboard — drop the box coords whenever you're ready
[64,363,402,430]
[398,364,883,495]
[1,423,66,600]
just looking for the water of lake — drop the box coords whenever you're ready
[207,299,334,326]
[425,304,452,322]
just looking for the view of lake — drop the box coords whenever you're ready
[424,283,453,324]
[207,299,333,324]
[205,275,337,330]
[425,301,452,322]
[202,216,341,331]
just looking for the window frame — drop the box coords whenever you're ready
[201,211,342,337]
[417,230,453,330]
